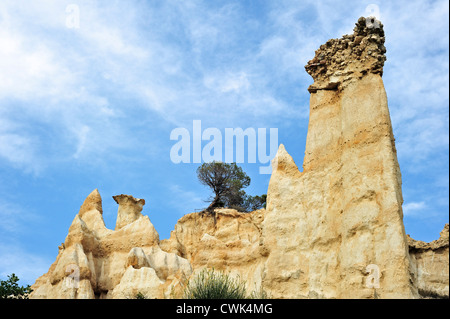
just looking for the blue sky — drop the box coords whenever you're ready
[0,0,448,286]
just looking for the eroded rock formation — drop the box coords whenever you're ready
[305,17,386,93]
[262,16,414,298]
[30,17,448,299]
[160,209,267,294]
[408,224,449,298]
[31,189,191,299]
[113,194,146,230]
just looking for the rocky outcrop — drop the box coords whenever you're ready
[30,190,192,299]
[408,224,449,298]
[113,194,146,230]
[261,16,415,299]
[160,209,267,293]
[30,17,448,299]
[305,17,386,93]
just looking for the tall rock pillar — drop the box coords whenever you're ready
[263,17,417,298]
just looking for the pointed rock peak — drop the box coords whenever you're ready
[79,189,103,217]
[276,144,289,157]
[113,194,146,230]
[277,143,286,153]
[272,144,300,176]
[440,224,449,239]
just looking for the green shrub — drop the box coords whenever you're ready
[135,292,147,299]
[248,286,269,299]
[0,273,32,299]
[184,269,247,299]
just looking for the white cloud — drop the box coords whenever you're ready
[0,199,42,235]
[0,134,35,170]
[0,0,447,235]
[169,184,205,214]
[0,198,53,285]
[203,71,253,97]
[0,117,42,173]
[403,201,427,217]
[221,72,251,94]
[0,244,52,286]
[0,1,152,166]
[0,0,447,283]
[0,0,316,172]
[0,201,24,233]
[381,1,449,165]
[72,125,91,159]
[0,29,75,101]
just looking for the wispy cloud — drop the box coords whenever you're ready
[0,200,27,234]
[0,199,50,285]
[403,201,427,218]
[1,0,308,173]
[204,71,251,94]
[380,0,449,169]
[168,184,205,214]
[0,244,52,286]
[0,0,447,271]
[0,2,150,169]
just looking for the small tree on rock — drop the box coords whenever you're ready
[196,162,265,213]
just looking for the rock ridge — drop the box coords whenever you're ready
[408,224,449,251]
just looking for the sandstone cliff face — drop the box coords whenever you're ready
[31,190,192,299]
[408,224,449,298]
[261,16,415,299]
[160,209,267,293]
[31,17,448,299]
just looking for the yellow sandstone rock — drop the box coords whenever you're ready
[30,189,191,299]
[408,224,449,298]
[30,17,448,299]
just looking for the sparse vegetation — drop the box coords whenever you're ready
[135,291,147,299]
[196,162,266,213]
[0,273,32,299]
[184,268,269,299]
[184,268,247,299]
[248,286,270,299]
